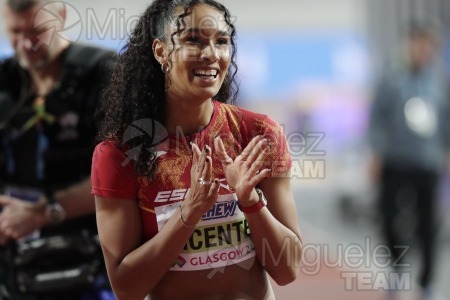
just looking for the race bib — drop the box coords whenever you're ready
[155,193,256,271]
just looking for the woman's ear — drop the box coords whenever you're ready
[152,39,166,64]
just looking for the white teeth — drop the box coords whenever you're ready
[195,69,218,76]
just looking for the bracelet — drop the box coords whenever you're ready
[179,204,197,229]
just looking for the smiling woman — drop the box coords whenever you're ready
[153,3,233,125]
[92,1,303,299]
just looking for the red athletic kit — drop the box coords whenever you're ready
[91,101,291,271]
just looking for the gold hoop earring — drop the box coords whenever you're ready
[161,63,169,73]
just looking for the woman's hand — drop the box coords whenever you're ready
[181,143,220,226]
[214,135,271,206]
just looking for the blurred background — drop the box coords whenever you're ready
[1,0,449,299]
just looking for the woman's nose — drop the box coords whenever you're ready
[200,43,219,62]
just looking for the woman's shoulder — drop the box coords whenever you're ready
[92,139,136,179]
[91,139,138,199]
[93,139,129,162]
[95,139,122,152]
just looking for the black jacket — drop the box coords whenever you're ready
[0,43,117,297]
[0,43,117,191]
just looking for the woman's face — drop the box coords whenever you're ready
[165,4,232,102]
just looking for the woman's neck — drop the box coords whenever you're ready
[165,97,214,136]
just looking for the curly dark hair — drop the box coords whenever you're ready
[98,0,239,178]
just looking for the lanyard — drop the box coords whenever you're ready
[21,96,56,132]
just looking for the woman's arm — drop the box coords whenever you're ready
[245,174,302,285]
[96,144,219,300]
[96,195,199,300]
[214,135,302,285]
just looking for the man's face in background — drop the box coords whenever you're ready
[409,31,438,71]
[2,1,66,70]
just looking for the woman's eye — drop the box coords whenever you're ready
[216,38,229,45]
[186,36,201,44]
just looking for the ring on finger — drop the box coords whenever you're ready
[250,169,260,175]
[198,177,212,186]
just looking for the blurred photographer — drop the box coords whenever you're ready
[0,0,116,299]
